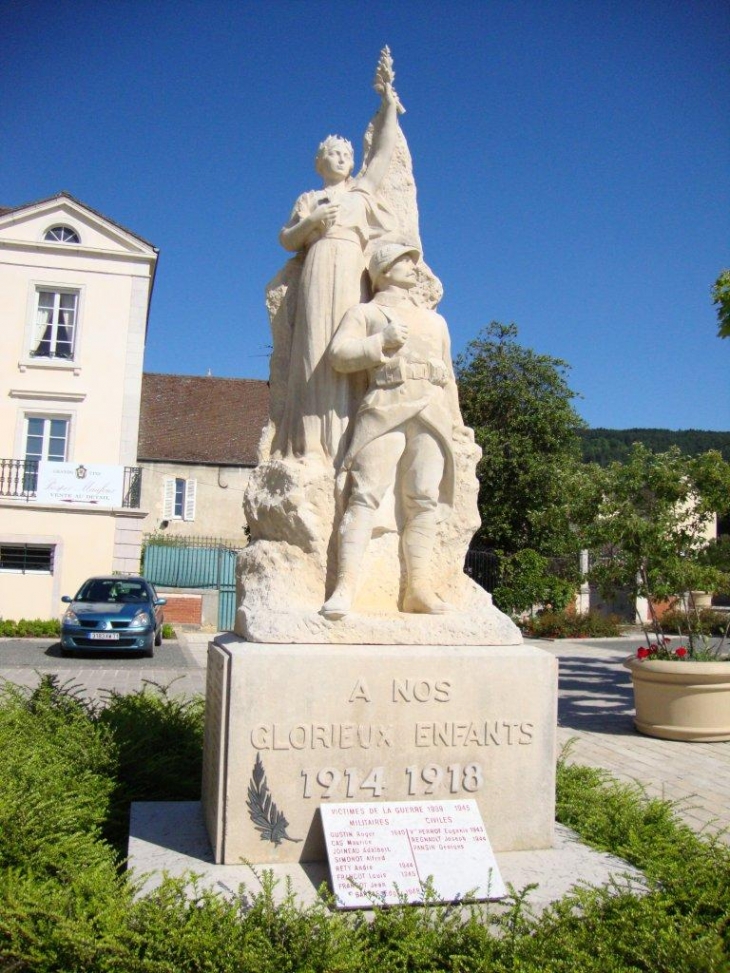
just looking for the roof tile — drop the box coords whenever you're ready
[138,373,269,465]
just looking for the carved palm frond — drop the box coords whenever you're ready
[246,752,301,845]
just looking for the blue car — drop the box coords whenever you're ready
[60,575,167,657]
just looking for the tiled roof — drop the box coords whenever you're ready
[138,373,269,466]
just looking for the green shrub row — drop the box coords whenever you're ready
[0,677,728,971]
[0,619,176,639]
[521,610,623,639]
[0,618,61,637]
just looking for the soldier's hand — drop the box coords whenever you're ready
[382,318,408,349]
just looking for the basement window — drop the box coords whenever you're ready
[0,544,55,574]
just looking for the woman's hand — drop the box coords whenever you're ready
[309,200,340,229]
[376,80,397,107]
[373,47,404,114]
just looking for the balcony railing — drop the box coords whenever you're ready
[123,466,142,508]
[0,459,142,509]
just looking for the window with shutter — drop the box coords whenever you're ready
[162,478,175,519]
[163,477,196,521]
[183,479,197,521]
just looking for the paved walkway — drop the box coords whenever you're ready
[535,638,730,842]
[0,633,209,701]
[2,633,728,842]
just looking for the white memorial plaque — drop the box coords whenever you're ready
[321,799,506,908]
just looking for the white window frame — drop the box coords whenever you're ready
[43,225,81,244]
[24,414,70,463]
[31,288,79,361]
[163,476,197,522]
[19,281,84,374]
[15,408,75,467]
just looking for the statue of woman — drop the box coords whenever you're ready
[270,68,400,467]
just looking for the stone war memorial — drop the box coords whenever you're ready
[202,49,558,892]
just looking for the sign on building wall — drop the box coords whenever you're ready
[36,462,125,507]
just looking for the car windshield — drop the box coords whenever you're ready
[75,580,150,604]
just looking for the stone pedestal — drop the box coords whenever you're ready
[202,636,557,864]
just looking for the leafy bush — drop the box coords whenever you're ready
[492,548,578,616]
[98,684,204,852]
[555,756,730,966]
[0,617,175,640]
[521,609,623,638]
[660,607,729,638]
[0,618,61,637]
[0,677,116,878]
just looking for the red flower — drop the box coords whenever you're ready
[648,644,658,655]
[675,646,688,658]
[637,646,651,659]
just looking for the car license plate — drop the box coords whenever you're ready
[90,632,119,641]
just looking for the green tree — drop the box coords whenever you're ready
[456,322,585,553]
[576,444,730,620]
[712,269,730,339]
[579,428,730,464]
[456,322,586,612]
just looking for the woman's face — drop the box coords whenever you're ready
[317,143,354,183]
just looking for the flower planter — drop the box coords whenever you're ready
[690,590,713,610]
[623,656,730,742]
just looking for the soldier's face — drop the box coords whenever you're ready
[381,255,417,289]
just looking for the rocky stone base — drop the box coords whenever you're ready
[238,578,521,645]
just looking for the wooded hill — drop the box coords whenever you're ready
[579,428,730,465]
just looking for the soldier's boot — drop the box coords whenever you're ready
[320,505,374,620]
[402,510,454,614]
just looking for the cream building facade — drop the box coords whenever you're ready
[0,193,157,619]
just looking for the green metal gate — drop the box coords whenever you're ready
[142,535,244,631]
[216,552,238,631]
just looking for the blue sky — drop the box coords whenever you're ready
[3,0,728,430]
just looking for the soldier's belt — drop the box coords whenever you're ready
[371,360,447,388]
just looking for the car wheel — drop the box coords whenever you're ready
[154,626,162,647]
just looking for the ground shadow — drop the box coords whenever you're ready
[129,801,331,898]
[43,641,65,657]
[557,656,635,735]
[44,642,152,662]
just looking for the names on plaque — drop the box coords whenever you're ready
[321,799,506,908]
